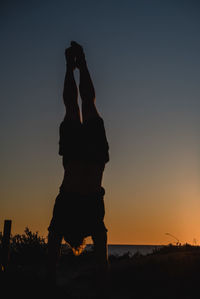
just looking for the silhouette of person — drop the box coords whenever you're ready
[47,41,109,284]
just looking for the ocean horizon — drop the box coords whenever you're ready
[62,244,163,256]
[96,244,163,256]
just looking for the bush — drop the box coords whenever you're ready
[151,243,200,255]
[9,227,47,265]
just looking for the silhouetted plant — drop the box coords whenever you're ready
[151,243,200,255]
[10,227,47,265]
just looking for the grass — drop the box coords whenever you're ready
[108,245,200,298]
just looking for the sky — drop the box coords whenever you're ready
[1,0,200,245]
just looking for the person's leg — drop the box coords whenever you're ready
[63,47,81,122]
[71,42,100,122]
[47,231,62,285]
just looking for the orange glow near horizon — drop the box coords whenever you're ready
[1,150,200,246]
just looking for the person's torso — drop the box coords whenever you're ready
[61,160,105,195]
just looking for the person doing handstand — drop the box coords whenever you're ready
[47,41,109,284]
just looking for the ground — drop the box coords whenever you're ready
[1,245,200,298]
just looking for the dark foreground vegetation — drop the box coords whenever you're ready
[1,228,200,298]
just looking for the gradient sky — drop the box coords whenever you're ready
[1,0,200,244]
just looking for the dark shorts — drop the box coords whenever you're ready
[48,187,107,249]
[59,117,109,166]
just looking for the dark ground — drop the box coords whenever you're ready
[1,244,200,299]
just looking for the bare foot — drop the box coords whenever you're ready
[71,41,86,69]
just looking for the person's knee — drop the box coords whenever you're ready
[82,103,100,121]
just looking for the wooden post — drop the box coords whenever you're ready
[2,220,12,272]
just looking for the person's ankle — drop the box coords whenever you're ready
[76,58,87,70]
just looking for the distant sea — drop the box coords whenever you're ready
[85,244,162,256]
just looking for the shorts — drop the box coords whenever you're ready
[48,187,107,249]
[59,117,109,166]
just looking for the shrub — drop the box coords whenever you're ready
[9,227,47,265]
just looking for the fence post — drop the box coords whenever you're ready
[2,220,12,272]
